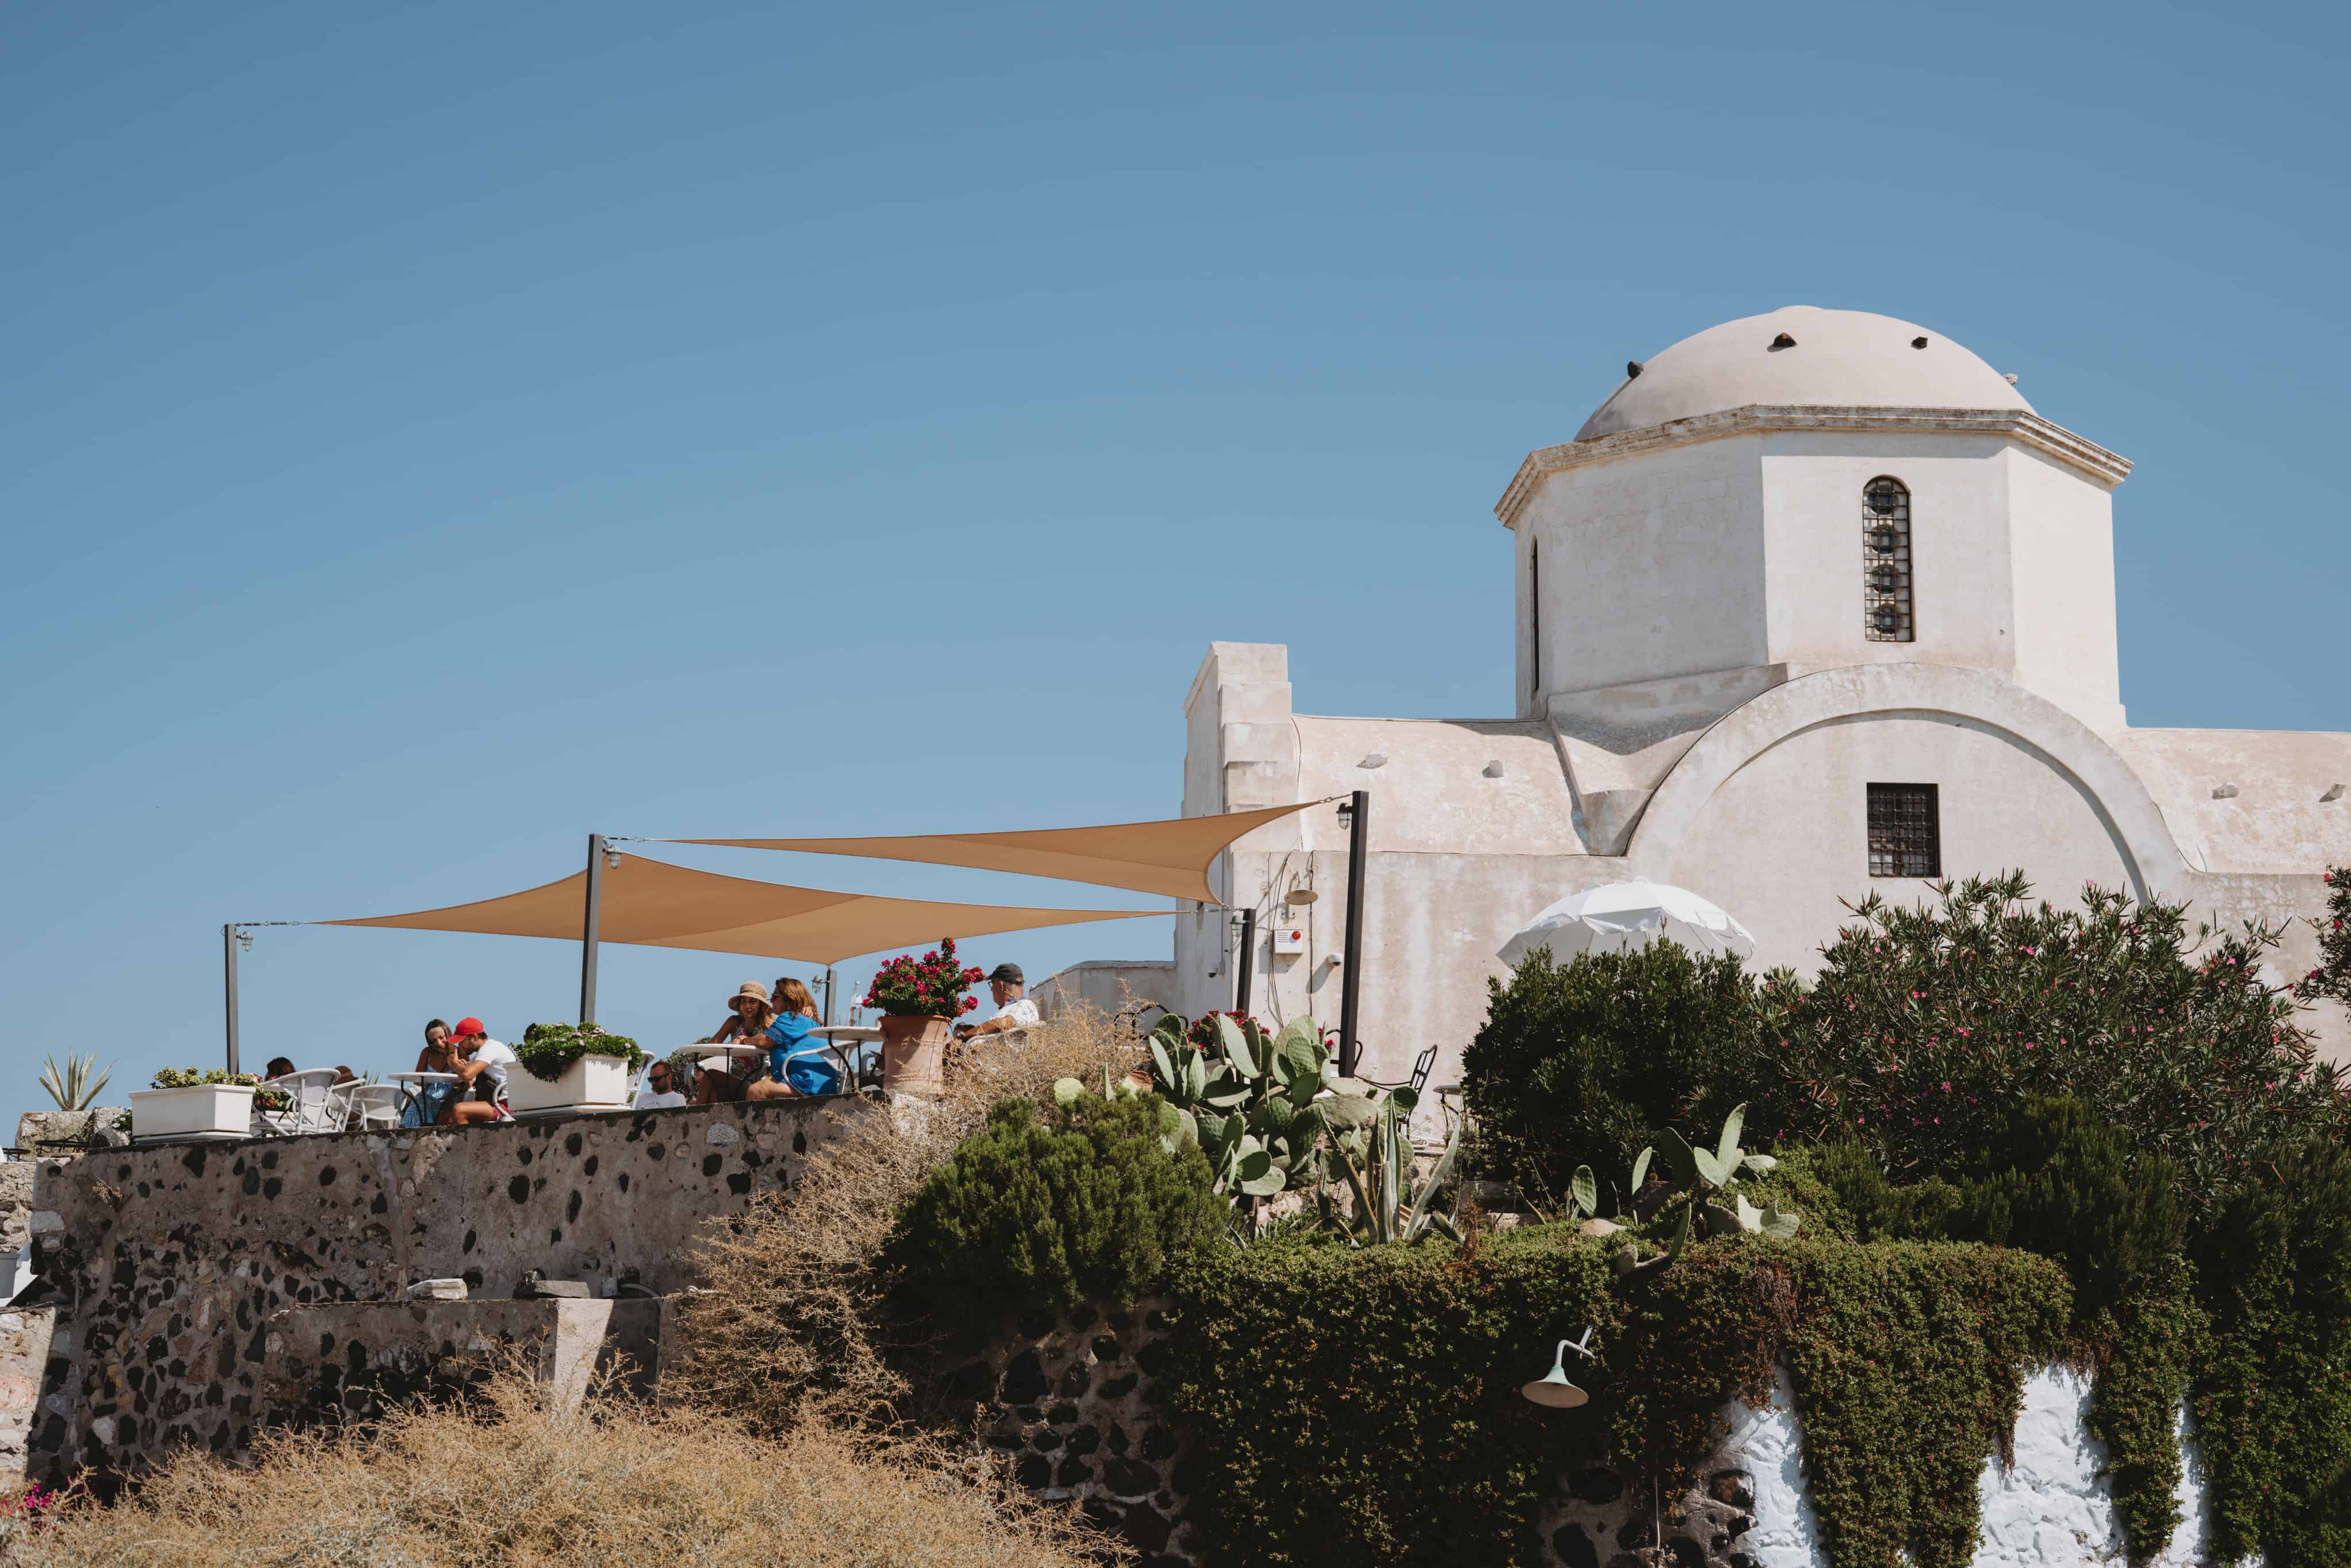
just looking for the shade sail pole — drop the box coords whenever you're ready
[1338,791,1369,1078]
[1233,907,1256,1018]
[223,924,242,1075]
[580,835,606,1024]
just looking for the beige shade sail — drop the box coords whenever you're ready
[325,853,1165,966]
[668,799,1329,904]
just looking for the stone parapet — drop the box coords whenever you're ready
[27,1097,867,1477]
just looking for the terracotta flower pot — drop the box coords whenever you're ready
[879,1015,953,1098]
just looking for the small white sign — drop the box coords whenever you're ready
[1272,924,1308,954]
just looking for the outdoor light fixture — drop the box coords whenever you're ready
[1520,1326,1599,1409]
[235,927,254,954]
[604,845,623,870]
[1285,888,1319,907]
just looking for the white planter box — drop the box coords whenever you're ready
[128,1084,256,1139]
[504,1054,635,1116]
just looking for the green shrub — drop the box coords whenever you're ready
[1462,942,1757,1204]
[889,1094,1223,1315]
[1161,1229,2067,1568]
[1729,874,2346,1194]
[2188,1136,2351,1568]
[517,1022,645,1080]
[149,1068,258,1089]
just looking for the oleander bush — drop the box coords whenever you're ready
[888,1093,1223,1315]
[1726,874,2347,1188]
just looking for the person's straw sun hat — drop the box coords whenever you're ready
[731,981,771,1007]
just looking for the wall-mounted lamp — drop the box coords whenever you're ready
[1520,1327,1599,1408]
[1284,888,1319,907]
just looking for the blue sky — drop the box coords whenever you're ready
[3,1,2346,1112]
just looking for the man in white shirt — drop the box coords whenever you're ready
[955,964,1041,1046]
[631,1057,688,1110]
[440,1018,517,1125]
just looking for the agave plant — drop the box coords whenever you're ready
[1324,1085,1463,1246]
[38,1052,112,1112]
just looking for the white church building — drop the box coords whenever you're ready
[1050,305,2351,1080]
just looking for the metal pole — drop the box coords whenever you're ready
[1338,789,1369,1078]
[823,965,836,1026]
[223,924,242,1075]
[1233,907,1256,1018]
[579,834,605,1024]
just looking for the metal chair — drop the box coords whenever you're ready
[253,1068,343,1136]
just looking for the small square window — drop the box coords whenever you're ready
[1867,783,1941,877]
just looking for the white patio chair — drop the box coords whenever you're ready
[343,1082,401,1132]
[254,1069,344,1136]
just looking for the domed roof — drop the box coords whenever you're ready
[1576,305,2032,443]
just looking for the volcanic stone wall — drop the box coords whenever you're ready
[27,1098,867,1477]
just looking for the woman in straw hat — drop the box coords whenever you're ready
[698,981,777,1103]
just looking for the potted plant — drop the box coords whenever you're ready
[506,1023,646,1116]
[129,1067,269,1139]
[862,937,983,1097]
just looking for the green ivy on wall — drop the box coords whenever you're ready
[1160,1228,2069,1568]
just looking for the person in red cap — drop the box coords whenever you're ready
[439,1016,517,1125]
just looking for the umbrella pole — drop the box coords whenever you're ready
[823,965,835,1026]
[1338,790,1369,1077]
[579,834,605,1025]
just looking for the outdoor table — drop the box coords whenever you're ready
[811,1025,881,1089]
[388,1071,460,1125]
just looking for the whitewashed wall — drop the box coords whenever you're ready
[1543,1365,2251,1568]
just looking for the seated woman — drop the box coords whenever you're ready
[748,978,840,1099]
[402,1019,459,1127]
[697,983,775,1103]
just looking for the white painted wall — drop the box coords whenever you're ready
[1542,1365,2244,1568]
[1665,712,2138,973]
[1758,430,2019,677]
[2005,445,2125,733]
[1515,437,1770,700]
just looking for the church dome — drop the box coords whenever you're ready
[1576,305,2032,442]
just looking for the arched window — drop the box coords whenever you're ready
[1863,477,1913,642]
[1528,538,1542,700]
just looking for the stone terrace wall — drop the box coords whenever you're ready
[933,1296,1198,1567]
[28,1098,869,1477]
[951,1310,2231,1568]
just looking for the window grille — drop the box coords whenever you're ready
[1863,477,1913,642]
[1867,783,1941,877]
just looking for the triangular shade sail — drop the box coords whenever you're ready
[325,854,1164,966]
[670,800,1325,904]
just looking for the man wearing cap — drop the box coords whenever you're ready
[439,1017,518,1125]
[953,964,1041,1045]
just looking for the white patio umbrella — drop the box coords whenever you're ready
[1497,879,1755,968]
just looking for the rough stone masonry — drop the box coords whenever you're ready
[24,1097,864,1477]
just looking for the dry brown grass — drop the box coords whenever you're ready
[8,1368,1117,1568]
[664,1001,1146,1437]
